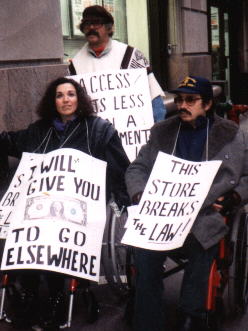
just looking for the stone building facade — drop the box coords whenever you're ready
[1,0,248,132]
[0,1,67,131]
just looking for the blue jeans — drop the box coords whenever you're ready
[133,234,218,331]
[152,96,167,122]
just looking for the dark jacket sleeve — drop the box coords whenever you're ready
[0,129,27,197]
[0,153,9,198]
[0,131,22,158]
[0,122,43,158]
[104,131,130,207]
[0,122,45,195]
[91,117,130,207]
[0,129,27,193]
[125,137,158,200]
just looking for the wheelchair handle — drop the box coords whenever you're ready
[109,200,124,217]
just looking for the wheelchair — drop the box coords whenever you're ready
[1,157,248,329]
[1,205,248,329]
[0,155,132,328]
[101,202,133,297]
[95,204,248,329]
[54,201,131,328]
[0,197,131,328]
[161,207,248,327]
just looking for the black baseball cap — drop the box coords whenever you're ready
[170,76,213,99]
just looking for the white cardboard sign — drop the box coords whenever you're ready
[70,68,154,161]
[1,148,107,282]
[122,152,222,250]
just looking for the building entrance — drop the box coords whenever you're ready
[210,1,230,99]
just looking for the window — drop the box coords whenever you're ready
[60,0,127,42]
[59,0,149,62]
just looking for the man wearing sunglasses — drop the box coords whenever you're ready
[125,75,248,331]
[69,5,166,122]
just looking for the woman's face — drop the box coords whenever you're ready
[55,83,78,122]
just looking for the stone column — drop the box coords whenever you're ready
[0,0,68,131]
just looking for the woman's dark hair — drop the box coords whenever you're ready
[37,77,95,121]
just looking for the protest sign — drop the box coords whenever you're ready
[1,148,107,282]
[0,154,43,239]
[69,69,154,161]
[121,152,222,250]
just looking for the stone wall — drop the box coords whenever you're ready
[0,1,63,63]
[0,0,67,131]
[0,64,68,131]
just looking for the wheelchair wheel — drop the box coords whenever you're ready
[82,288,99,323]
[227,209,248,314]
[101,201,134,297]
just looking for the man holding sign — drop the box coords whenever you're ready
[69,5,167,122]
[125,76,248,331]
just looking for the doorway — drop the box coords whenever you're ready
[209,2,230,99]
[147,0,168,91]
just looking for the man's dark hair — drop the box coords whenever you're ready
[37,77,95,121]
[201,95,213,106]
[201,95,215,116]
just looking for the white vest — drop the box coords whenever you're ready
[72,40,164,99]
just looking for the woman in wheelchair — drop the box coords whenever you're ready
[125,76,248,331]
[0,77,130,329]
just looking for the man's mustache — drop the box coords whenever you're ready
[85,30,100,37]
[178,108,191,115]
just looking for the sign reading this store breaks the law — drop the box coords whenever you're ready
[121,152,222,250]
[0,148,106,282]
[70,68,154,162]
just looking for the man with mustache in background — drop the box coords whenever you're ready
[125,76,248,330]
[69,5,167,122]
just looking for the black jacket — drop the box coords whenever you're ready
[0,115,130,207]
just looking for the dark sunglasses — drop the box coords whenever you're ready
[174,96,202,106]
[81,19,105,30]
